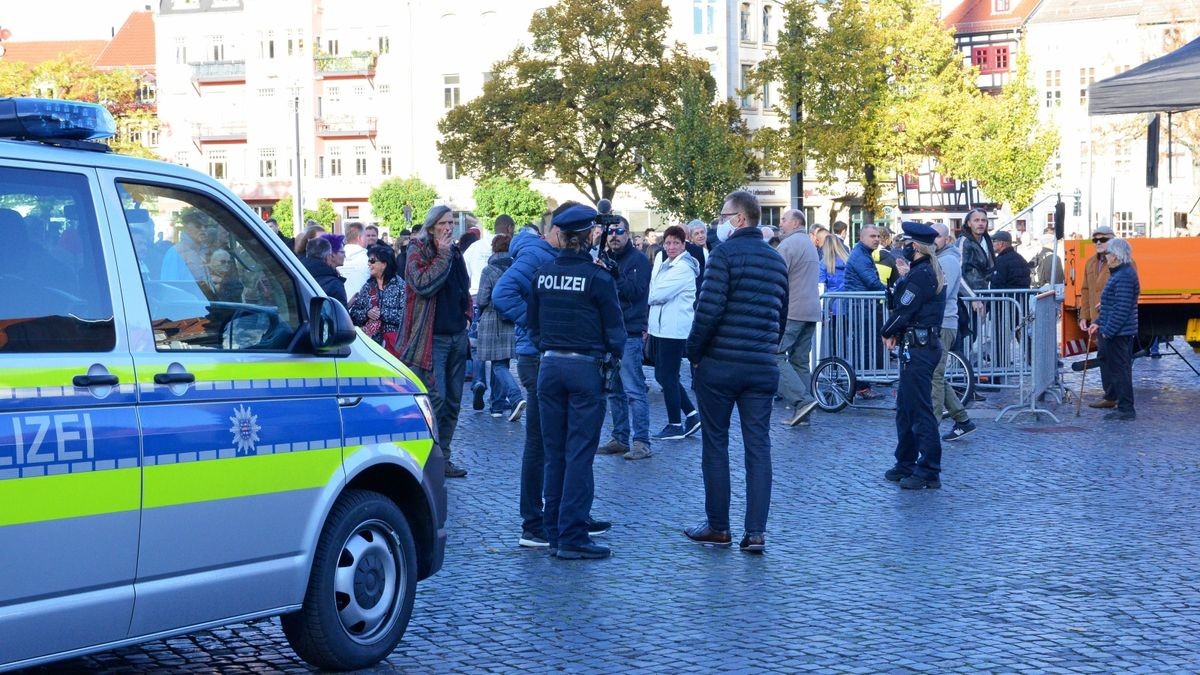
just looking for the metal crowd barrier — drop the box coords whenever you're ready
[816,291,900,386]
[997,289,1064,422]
[958,289,1037,392]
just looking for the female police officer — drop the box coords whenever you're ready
[881,222,947,490]
[528,204,626,559]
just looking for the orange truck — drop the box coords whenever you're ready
[1062,237,1200,356]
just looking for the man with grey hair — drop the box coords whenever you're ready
[1086,237,1139,421]
[930,223,978,441]
[775,208,821,426]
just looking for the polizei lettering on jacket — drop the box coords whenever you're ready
[537,274,588,292]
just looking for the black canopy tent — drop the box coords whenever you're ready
[1089,35,1200,115]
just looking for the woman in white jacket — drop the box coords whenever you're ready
[648,225,701,440]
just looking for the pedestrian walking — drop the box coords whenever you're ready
[683,190,788,554]
[399,205,472,478]
[1087,237,1139,421]
[774,208,822,427]
[882,222,948,490]
[528,204,626,560]
[647,225,701,440]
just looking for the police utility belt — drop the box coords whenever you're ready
[902,327,939,349]
[542,350,603,362]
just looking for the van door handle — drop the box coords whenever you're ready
[154,371,196,385]
[73,373,120,387]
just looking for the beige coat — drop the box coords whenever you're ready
[1079,254,1137,324]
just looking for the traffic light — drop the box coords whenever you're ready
[1154,207,1163,228]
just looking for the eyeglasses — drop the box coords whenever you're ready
[610,228,627,235]
[719,212,740,221]
[1092,237,1111,243]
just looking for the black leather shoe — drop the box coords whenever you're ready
[556,542,611,559]
[739,532,765,553]
[587,519,612,536]
[884,466,910,482]
[899,474,941,490]
[683,522,732,548]
[1103,410,1136,421]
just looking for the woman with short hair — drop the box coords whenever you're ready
[1087,237,1139,421]
[348,244,404,352]
[647,225,701,440]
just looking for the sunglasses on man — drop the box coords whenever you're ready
[610,228,627,235]
[1092,236,1111,244]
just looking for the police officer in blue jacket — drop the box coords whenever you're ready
[528,204,626,559]
[882,222,948,490]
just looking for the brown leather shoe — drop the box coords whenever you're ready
[1088,399,1117,409]
[683,522,732,548]
[597,439,629,455]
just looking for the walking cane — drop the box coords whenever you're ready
[1075,331,1094,417]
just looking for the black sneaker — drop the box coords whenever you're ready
[587,519,612,536]
[942,420,977,442]
[518,532,549,548]
[899,474,941,490]
[1103,410,1136,421]
[652,423,687,440]
[472,385,485,411]
[739,532,766,553]
[884,466,910,482]
[682,412,702,437]
[556,542,611,559]
[508,400,527,422]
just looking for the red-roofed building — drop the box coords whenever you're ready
[0,39,109,67]
[944,0,1043,91]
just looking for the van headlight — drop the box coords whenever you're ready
[414,394,438,443]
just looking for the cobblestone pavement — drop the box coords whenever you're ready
[27,340,1200,673]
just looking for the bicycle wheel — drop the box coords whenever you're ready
[811,357,857,413]
[944,350,975,407]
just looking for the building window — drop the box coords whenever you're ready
[261,31,275,59]
[994,0,1010,11]
[693,0,717,35]
[208,150,227,180]
[445,162,458,180]
[740,3,752,42]
[903,174,919,190]
[761,206,781,227]
[763,5,772,43]
[327,85,340,102]
[444,74,460,109]
[345,205,360,220]
[762,80,771,108]
[740,64,753,109]
[259,148,277,178]
[378,36,390,54]
[1114,211,1134,237]
[209,36,225,62]
[329,147,342,177]
[1079,66,1095,105]
[257,87,274,97]
[174,150,189,167]
[147,127,159,146]
[353,85,365,97]
[138,81,156,103]
[354,145,367,176]
[379,84,391,94]
[994,46,1009,71]
[973,46,1010,75]
[175,37,188,64]
[1044,70,1061,108]
[327,38,339,55]
[380,145,393,176]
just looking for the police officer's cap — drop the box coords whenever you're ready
[900,221,938,246]
[551,204,598,233]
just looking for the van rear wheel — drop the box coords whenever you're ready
[282,489,417,671]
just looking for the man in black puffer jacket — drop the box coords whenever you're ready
[683,190,789,554]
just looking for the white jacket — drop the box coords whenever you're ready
[339,243,370,303]
[647,251,699,339]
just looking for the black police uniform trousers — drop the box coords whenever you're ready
[517,353,544,536]
[537,354,606,549]
[894,341,943,479]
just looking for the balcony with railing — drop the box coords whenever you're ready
[190,61,247,85]
[192,122,247,144]
[314,53,377,79]
[316,116,377,139]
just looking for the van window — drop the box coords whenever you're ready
[0,167,116,353]
[117,181,302,351]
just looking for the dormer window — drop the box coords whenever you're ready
[994,0,1011,11]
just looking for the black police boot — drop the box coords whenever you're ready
[556,542,611,560]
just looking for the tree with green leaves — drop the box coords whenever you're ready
[437,0,708,204]
[369,176,438,234]
[472,176,547,230]
[304,199,337,229]
[640,75,751,222]
[753,0,979,220]
[272,196,296,237]
[939,51,1058,212]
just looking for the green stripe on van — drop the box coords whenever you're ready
[144,448,343,509]
[0,468,140,526]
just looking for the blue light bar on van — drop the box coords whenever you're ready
[0,97,117,141]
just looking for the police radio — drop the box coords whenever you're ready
[594,198,621,278]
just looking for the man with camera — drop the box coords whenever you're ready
[596,217,654,461]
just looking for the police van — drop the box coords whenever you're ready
[0,98,446,672]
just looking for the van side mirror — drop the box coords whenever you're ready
[309,297,356,352]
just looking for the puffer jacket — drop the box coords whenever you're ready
[686,226,788,366]
[844,242,886,292]
[492,230,557,356]
[608,239,651,335]
[1097,263,1139,337]
[648,250,699,339]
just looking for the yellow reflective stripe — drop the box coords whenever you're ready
[0,366,137,389]
[340,335,423,385]
[0,468,139,526]
[136,361,337,384]
[144,448,342,509]
[344,439,433,466]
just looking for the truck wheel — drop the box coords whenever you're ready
[282,489,417,671]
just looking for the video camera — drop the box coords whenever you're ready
[594,198,622,278]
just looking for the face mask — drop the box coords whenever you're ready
[902,244,917,262]
[716,220,734,242]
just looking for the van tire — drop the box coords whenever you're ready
[282,489,417,671]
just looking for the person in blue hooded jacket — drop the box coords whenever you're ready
[493,211,611,549]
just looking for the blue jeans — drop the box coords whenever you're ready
[413,332,467,461]
[538,355,605,548]
[694,358,776,534]
[488,359,524,413]
[608,335,650,446]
